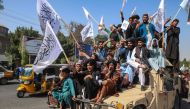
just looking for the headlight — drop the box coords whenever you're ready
[24,80,31,85]
[0,72,4,76]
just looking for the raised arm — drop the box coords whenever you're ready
[164,17,171,26]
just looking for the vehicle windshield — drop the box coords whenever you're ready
[20,68,33,77]
[0,65,8,72]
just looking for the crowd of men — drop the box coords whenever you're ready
[48,12,183,109]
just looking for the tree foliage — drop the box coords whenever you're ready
[95,34,108,43]
[6,21,96,65]
[55,32,75,63]
[6,27,40,65]
[56,22,85,63]
[68,21,84,43]
[180,58,190,68]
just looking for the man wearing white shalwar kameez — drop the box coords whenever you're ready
[120,39,135,87]
[127,38,150,91]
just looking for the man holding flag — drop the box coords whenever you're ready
[120,10,140,39]
[165,19,180,70]
[137,13,156,48]
[162,0,185,70]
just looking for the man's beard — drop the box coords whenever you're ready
[143,20,148,24]
[128,46,133,50]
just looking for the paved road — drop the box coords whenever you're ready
[0,80,48,109]
[0,80,190,109]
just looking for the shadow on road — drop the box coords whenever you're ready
[28,92,48,98]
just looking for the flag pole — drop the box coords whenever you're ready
[60,19,80,46]
[59,18,79,64]
[89,14,99,25]
[82,7,99,25]
[172,7,182,21]
[121,0,127,12]
[62,49,70,64]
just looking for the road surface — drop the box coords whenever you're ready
[0,80,48,109]
[0,80,190,109]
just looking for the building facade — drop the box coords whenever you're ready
[0,25,9,66]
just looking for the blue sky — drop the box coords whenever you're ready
[0,0,189,60]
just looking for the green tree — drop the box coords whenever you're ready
[95,34,108,42]
[6,27,40,66]
[55,31,75,64]
[56,21,92,63]
[0,0,4,10]
[180,58,190,68]
[68,21,84,43]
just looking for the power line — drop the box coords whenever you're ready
[0,16,41,31]
[0,12,40,27]
[5,8,37,20]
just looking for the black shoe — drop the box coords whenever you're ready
[141,85,146,91]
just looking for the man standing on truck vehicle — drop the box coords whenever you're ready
[136,13,156,48]
[120,11,141,39]
[165,19,180,70]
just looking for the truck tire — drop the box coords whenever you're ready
[0,78,8,85]
[17,91,25,98]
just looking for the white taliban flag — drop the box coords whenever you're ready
[180,0,190,24]
[130,7,137,16]
[99,16,104,27]
[121,0,127,11]
[81,21,94,42]
[82,7,93,21]
[180,0,190,12]
[98,16,109,37]
[33,22,63,74]
[98,16,104,31]
[154,0,165,32]
[180,64,185,71]
[121,20,129,30]
[37,0,60,34]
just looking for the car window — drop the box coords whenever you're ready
[0,66,5,72]
[20,68,32,76]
